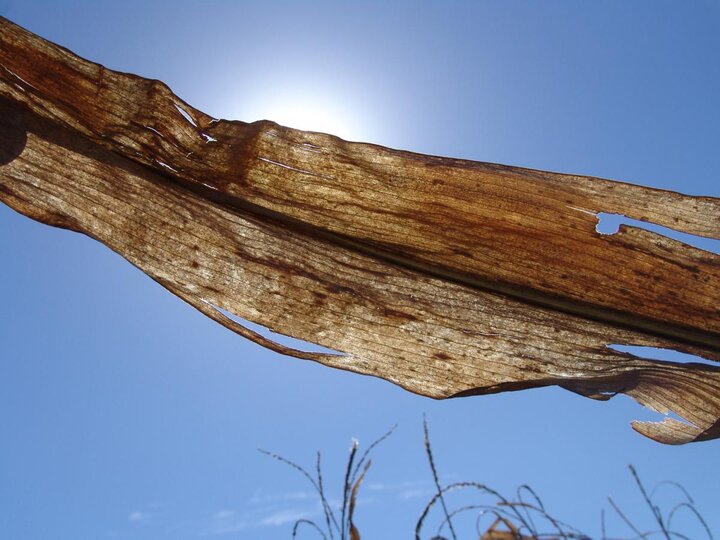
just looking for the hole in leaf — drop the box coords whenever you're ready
[3,66,37,90]
[145,125,164,138]
[596,213,720,255]
[629,398,694,426]
[155,159,178,173]
[214,305,345,356]
[607,344,717,366]
[174,103,198,127]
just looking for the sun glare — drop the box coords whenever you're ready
[225,85,375,143]
[258,102,358,140]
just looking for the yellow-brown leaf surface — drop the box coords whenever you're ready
[1,17,719,444]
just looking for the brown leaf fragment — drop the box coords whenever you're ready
[480,517,535,540]
[1,17,719,444]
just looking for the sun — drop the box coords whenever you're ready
[223,81,376,143]
[257,100,358,140]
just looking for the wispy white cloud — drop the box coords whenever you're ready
[399,488,434,500]
[196,502,319,536]
[203,515,249,536]
[366,479,433,499]
[249,490,317,505]
[212,510,236,520]
[128,511,146,523]
[124,489,347,536]
[367,480,425,491]
[258,508,310,527]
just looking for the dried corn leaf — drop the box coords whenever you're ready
[1,17,719,444]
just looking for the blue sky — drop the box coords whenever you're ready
[1,1,719,539]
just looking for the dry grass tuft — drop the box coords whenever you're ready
[262,419,712,539]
